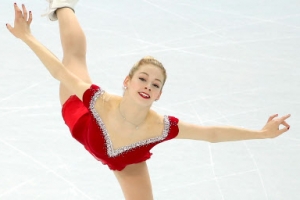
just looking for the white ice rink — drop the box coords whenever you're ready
[1,0,300,199]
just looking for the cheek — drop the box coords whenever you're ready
[133,79,141,86]
[129,79,142,89]
[154,90,162,97]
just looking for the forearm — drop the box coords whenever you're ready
[22,34,63,79]
[212,126,264,143]
[177,111,290,143]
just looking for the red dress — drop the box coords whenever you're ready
[62,84,179,171]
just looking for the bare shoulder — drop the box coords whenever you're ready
[94,92,122,115]
[142,110,166,137]
[148,109,165,125]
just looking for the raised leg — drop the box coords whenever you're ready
[56,8,92,105]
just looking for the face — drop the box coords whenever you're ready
[124,64,164,105]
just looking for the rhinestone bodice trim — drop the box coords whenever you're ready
[89,89,171,157]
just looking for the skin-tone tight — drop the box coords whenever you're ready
[56,8,92,105]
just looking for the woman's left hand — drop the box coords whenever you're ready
[6,3,33,40]
[261,114,291,138]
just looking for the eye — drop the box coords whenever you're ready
[153,84,160,88]
[139,77,146,81]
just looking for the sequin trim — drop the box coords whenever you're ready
[89,89,171,157]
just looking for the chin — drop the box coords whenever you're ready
[135,97,154,107]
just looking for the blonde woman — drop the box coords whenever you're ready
[6,2,291,199]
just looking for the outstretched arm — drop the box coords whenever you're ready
[6,3,90,100]
[176,114,291,143]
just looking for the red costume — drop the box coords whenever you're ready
[62,84,179,171]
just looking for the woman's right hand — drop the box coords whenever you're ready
[6,3,33,41]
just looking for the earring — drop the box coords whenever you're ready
[124,86,127,90]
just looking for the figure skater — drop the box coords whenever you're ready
[6,2,291,199]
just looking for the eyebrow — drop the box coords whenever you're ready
[139,72,162,83]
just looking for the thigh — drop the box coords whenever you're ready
[113,162,154,200]
[59,59,92,105]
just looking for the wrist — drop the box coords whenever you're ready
[21,33,34,43]
[258,130,268,139]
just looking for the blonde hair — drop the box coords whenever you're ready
[129,56,167,86]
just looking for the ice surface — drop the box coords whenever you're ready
[1,0,299,199]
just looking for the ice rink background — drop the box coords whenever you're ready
[1,0,300,199]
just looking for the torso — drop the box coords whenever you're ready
[63,85,177,199]
[94,93,165,150]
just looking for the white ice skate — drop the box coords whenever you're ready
[44,0,79,21]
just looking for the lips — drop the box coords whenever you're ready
[138,92,150,99]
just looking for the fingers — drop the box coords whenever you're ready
[276,114,291,135]
[8,3,32,28]
[268,113,291,123]
[278,120,290,135]
[13,3,31,21]
[281,120,290,129]
[6,23,13,33]
[279,114,291,123]
[22,4,28,20]
[278,126,290,135]
[267,114,278,122]
[28,11,33,25]
[14,3,23,19]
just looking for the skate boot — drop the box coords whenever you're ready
[45,0,79,21]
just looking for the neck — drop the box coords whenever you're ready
[118,97,150,128]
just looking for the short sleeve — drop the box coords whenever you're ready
[166,116,179,140]
[82,84,102,108]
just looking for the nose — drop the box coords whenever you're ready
[145,86,151,91]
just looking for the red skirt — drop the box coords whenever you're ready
[62,95,89,145]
